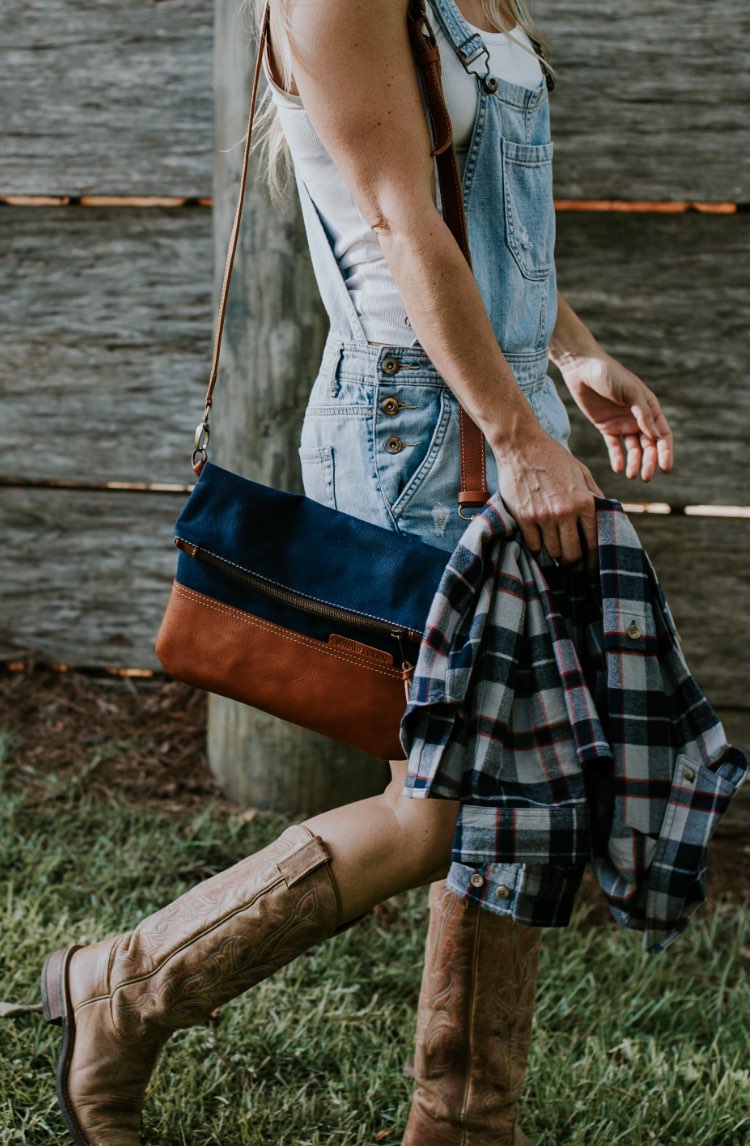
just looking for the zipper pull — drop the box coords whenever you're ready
[393,630,416,701]
[402,661,414,702]
[175,537,200,558]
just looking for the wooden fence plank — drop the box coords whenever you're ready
[0,207,211,485]
[1,0,213,196]
[3,210,747,502]
[535,0,750,201]
[5,2,748,202]
[554,212,750,506]
[635,516,750,710]
[0,488,184,669]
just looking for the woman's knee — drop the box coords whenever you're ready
[379,760,458,881]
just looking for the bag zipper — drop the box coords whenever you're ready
[175,536,423,649]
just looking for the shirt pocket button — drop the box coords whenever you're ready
[627,622,643,640]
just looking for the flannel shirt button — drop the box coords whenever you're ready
[495,885,512,900]
[684,766,696,782]
[470,873,485,888]
[627,621,643,640]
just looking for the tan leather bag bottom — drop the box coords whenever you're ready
[155,581,408,760]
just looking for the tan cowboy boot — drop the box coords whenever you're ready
[41,825,343,1146]
[402,880,542,1146]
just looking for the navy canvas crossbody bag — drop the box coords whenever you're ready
[155,1,490,759]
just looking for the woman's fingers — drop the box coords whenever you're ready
[631,392,674,475]
[541,494,599,566]
[624,434,643,480]
[604,431,625,475]
[539,517,563,560]
[618,423,673,482]
[639,435,659,482]
[652,408,674,472]
[556,516,582,564]
[517,518,544,555]
[657,433,673,472]
[631,399,661,441]
[578,503,599,570]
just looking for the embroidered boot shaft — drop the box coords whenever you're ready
[41,825,342,1146]
[402,880,542,1146]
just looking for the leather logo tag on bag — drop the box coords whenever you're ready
[328,634,394,667]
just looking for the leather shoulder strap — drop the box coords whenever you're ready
[198,0,488,508]
[407,0,488,508]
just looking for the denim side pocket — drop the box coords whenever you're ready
[298,446,336,510]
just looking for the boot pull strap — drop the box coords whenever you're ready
[196,0,489,509]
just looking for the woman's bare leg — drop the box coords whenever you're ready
[303,759,458,922]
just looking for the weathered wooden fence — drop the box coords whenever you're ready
[1,0,214,671]
[1,1,748,814]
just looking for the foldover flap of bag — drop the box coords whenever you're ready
[171,462,450,660]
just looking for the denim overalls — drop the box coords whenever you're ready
[297,0,570,555]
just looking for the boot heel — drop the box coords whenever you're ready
[41,946,79,1025]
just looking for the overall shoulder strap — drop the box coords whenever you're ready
[198,0,488,509]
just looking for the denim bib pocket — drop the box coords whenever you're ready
[502,140,555,281]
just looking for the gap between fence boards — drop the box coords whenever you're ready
[0,475,747,519]
[0,195,747,213]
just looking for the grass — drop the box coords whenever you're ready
[0,728,748,1145]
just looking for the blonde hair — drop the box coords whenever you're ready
[246,1,552,201]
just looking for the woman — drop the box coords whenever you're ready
[41,2,673,1143]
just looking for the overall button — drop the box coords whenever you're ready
[382,356,400,376]
[380,397,400,415]
[385,437,404,454]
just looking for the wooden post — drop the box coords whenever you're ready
[208,0,389,814]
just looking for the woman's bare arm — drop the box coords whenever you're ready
[283,0,602,563]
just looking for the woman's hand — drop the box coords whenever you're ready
[493,424,604,568]
[559,352,674,482]
[549,292,674,482]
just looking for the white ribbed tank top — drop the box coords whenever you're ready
[266,9,544,345]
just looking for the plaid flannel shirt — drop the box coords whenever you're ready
[401,495,747,953]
